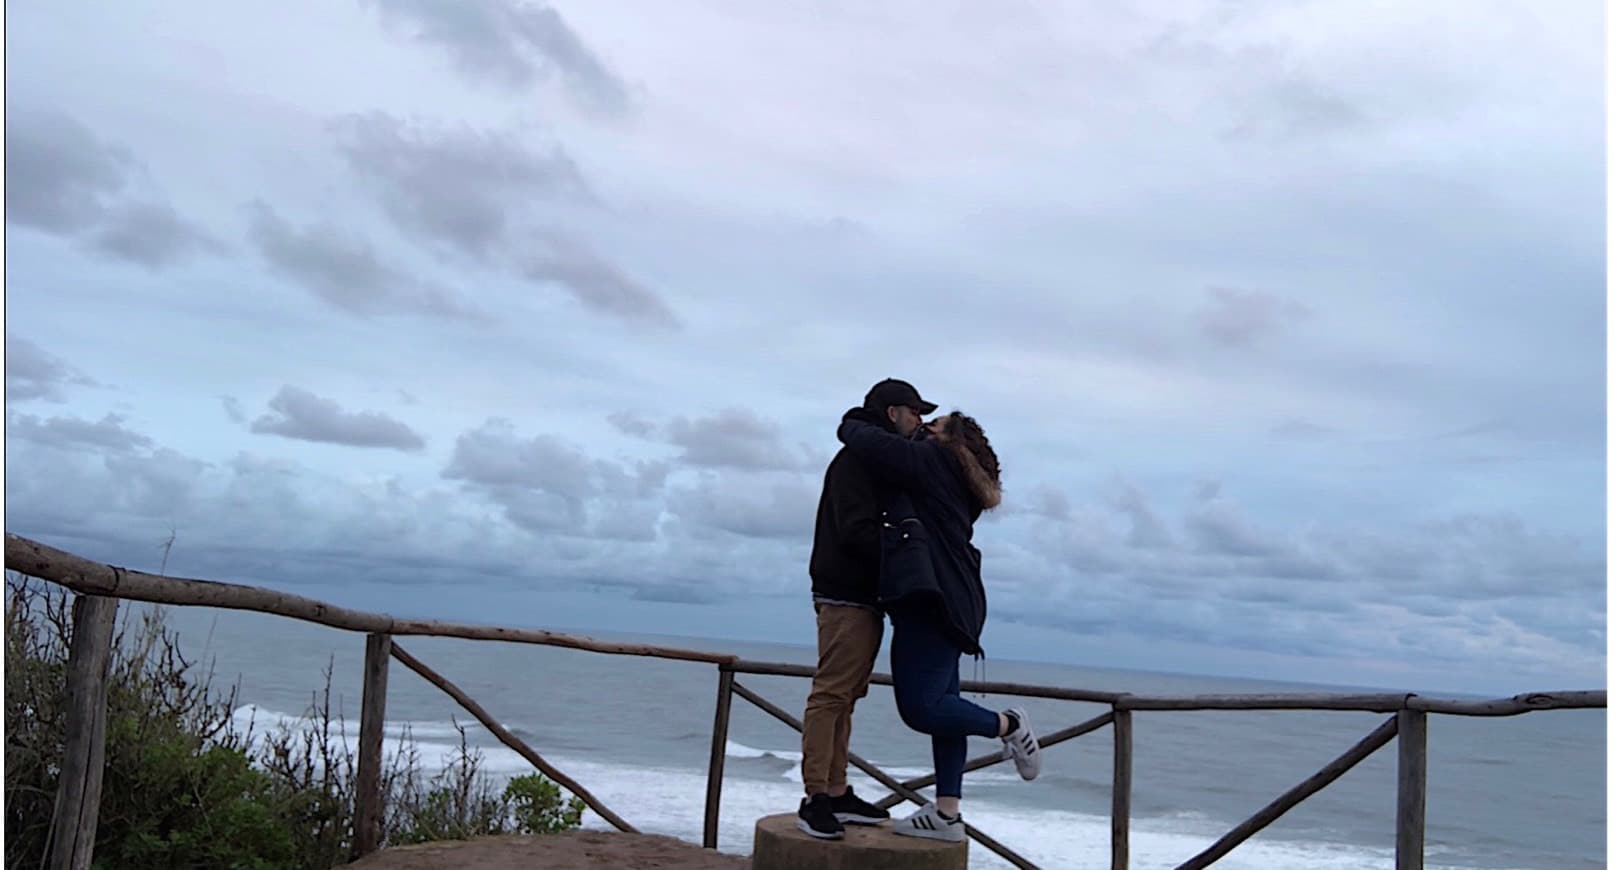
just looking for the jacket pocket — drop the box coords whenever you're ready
[878,518,936,604]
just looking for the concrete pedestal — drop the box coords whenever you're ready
[751,813,967,870]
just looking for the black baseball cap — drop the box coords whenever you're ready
[863,378,938,414]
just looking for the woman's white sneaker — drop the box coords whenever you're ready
[892,802,965,842]
[1001,707,1041,780]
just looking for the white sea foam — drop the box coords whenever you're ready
[233,703,517,747]
[231,704,520,772]
[724,739,801,762]
[228,706,1475,869]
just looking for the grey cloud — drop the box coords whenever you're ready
[607,411,658,439]
[1000,608,1118,638]
[1001,582,1328,662]
[1272,419,1335,441]
[1404,514,1601,598]
[334,113,590,259]
[1402,596,1461,619]
[102,448,211,519]
[630,584,719,605]
[1432,418,1514,440]
[641,462,673,493]
[484,487,586,533]
[443,419,670,536]
[331,115,673,330]
[221,396,246,424]
[1023,480,1597,659]
[203,452,450,558]
[1185,498,1283,558]
[1250,77,1366,140]
[6,429,209,532]
[250,386,427,451]
[1141,23,1365,142]
[443,420,597,498]
[1012,599,1328,661]
[366,0,631,117]
[1197,286,1311,346]
[663,408,818,471]
[7,411,154,452]
[1029,484,1347,600]
[90,202,222,269]
[1334,527,1423,587]
[666,474,817,540]
[1220,580,1301,605]
[1032,506,1131,575]
[6,416,719,604]
[246,202,485,321]
[1222,75,1368,143]
[5,111,132,233]
[5,111,216,267]
[5,435,479,582]
[1023,484,1071,521]
[6,335,96,402]
[523,236,679,329]
[585,498,663,542]
[596,459,672,501]
[1109,482,1173,548]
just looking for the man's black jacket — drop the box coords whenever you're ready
[808,443,883,607]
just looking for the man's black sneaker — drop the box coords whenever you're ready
[829,787,891,825]
[797,793,845,840]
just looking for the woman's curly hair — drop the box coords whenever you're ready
[940,411,1000,485]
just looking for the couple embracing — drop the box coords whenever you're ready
[797,378,1041,843]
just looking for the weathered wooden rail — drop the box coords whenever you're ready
[7,534,1604,870]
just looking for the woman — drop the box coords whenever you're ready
[837,406,1041,842]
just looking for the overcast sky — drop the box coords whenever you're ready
[4,0,1604,695]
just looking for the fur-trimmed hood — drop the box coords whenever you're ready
[946,441,1001,511]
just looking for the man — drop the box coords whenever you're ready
[797,378,937,840]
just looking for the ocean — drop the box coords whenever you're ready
[152,605,1603,869]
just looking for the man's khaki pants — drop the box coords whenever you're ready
[801,603,884,796]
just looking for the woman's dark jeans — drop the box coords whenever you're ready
[889,609,1001,799]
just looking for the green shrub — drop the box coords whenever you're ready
[390,727,590,844]
[390,724,514,845]
[6,576,301,869]
[4,576,72,864]
[93,740,295,869]
[506,773,587,835]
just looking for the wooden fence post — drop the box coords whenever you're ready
[1397,709,1427,870]
[353,632,392,859]
[1112,708,1133,870]
[48,595,119,870]
[703,666,736,849]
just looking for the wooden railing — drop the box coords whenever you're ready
[7,534,1604,870]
